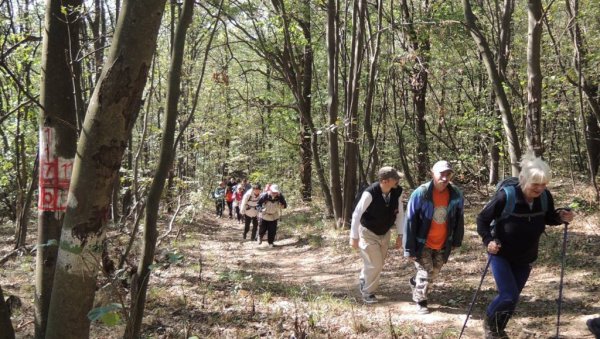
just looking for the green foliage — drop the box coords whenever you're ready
[87,303,123,326]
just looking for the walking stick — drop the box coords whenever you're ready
[555,221,569,338]
[459,254,492,339]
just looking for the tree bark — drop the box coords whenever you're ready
[342,0,366,227]
[363,0,383,183]
[45,1,167,338]
[526,0,544,156]
[124,0,193,337]
[326,0,343,226]
[399,0,430,182]
[35,1,81,337]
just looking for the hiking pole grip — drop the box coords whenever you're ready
[555,221,569,339]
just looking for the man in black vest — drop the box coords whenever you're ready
[350,166,404,304]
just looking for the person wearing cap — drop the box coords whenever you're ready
[403,160,464,314]
[213,181,226,218]
[257,184,287,247]
[350,166,405,304]
[240,184,262,240]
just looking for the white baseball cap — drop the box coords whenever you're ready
[431,161,453,174]
[269,184,280,193]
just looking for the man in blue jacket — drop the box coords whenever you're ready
[403,161,464,314]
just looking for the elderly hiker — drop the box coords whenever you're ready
[257,184,287,247]
[240,184,262,240]
[350,166,404,304]
[476,153,574,338]
[403,160,464,314]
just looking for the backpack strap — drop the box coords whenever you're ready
[500,185,516,221]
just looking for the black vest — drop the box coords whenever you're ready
[360,182,402,235]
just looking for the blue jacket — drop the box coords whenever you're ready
[403,181,464,262]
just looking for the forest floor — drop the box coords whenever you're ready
[1,180,600,338]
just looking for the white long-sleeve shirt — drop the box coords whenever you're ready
[349,191,405,239]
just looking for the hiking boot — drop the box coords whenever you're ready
[416,300,429,314]
[483,314,505,339]
[363,294,378,304]
[587,317,600,338]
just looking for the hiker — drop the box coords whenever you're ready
[257,184,287,247]
[213,181,226,218]
[232,184,245,223]
[240,184,262,240]
[225,186,234,218]
[476,152,574,338]
[350,166,404,304]
[403,160,464,314]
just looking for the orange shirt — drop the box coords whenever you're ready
[426,188,449,250]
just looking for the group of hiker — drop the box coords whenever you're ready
[349,153,576,338]
[212,178,287,248]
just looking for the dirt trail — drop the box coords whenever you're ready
[2,204,597,338]
[194,206,597,338]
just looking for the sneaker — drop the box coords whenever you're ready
[416,300,429,314]
[363,294,378,304]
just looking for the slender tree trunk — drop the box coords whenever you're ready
[35,1,81,337]
[14,154,38,248]
[342,0,366,227]
[526,0,544,156]
[326,0,343,227]
[400,0,430,182]
[45,1,167,337]
[363,0,383,183]
[124,0,192,337]
[463,0,521,175]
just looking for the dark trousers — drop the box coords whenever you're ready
[215,200,224,217]
[243,215,258,239]
[259,219,278,244]
[486,255,532,328]
[226,201,233,217]
[235,206,242,222]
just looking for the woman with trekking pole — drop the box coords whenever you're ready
[476,152,574,338]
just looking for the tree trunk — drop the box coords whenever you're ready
[526,0,544,156]
[14,154,38,248]
[326,0,343,227]
[124,0,193,337]
[463,0,521,175]
[400,0,430,182]
[363,0,383,183]
[342,0,366,227]
[45,1,167,337]
[35,1,81,337]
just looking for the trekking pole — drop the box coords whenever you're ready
[555,221,569,339]
[459,253,492,339]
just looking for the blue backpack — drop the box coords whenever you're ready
[491,177,548,232]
